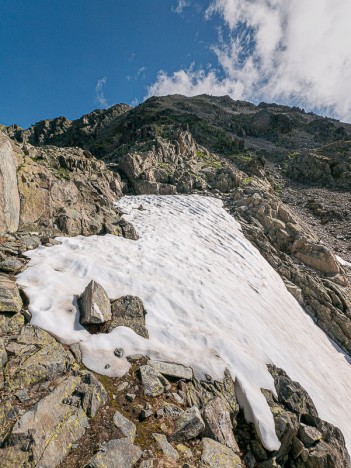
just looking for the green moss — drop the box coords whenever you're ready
[56,167,70,179]
[242,177,253,185]
[195,150,222,169]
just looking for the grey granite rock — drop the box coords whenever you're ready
[79,280,111,324]
[170,406,205,442]
[85,438,142,468]
[201,438,243,467]
[113,410,137,442]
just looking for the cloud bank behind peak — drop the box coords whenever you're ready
[147,0,351,121]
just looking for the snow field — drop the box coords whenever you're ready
[17,195,351,452]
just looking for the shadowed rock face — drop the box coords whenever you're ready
[0,133,20,233]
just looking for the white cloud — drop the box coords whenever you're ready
[95,77,109,108]
[135,66,147,80]
[148,0,351,121]
[173,0,189,14]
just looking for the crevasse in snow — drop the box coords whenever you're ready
[17,195,351,452]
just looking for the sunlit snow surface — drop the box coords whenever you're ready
[17,195,351,452]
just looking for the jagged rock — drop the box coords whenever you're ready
[170,406,205,442]
[0,258,24,273]
[70,342,82,363]
[78,371,108,417]
[265,366,350,466]
[203,397,239,453]
[0,338,7,367]
[268,366,318,417]
[0,133,20,233]
[176,443,193,459]
[4,325,74,391]
[152,433,179,461]
[298,424,322,445]
[14,388,30,402]
[115,218,139,240]
[0,312,24,336]
[0,400,19,444]
[140,364,170,397]
[0,275,22,313]
[113,410,137,442]
[85,438,142,468]
[7,375,88,467]
[102,295,148,337]
[301,413,350,466]
[147,360,193,380]
[200,438,243,467]
[140,408,153,419]
[292,239,340,274]
[163,403,183,418]
[79,280,111,325]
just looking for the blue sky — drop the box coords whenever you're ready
[1,0,351,127]
[0,0,219,127]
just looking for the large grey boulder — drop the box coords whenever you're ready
[170,406,205,442]
[79,280,111,324]
[102,295,148,337]
[9,376,89,468]
[0,275,22,313]
[147,360,193,380]
[0,133,20,234]
[113,410,137,442]
[152,433,179,461]
[4,325,74,391]
[85,438,142,468]
[140,364,170,397]
[203,397,240,453]
[201,438,243,467]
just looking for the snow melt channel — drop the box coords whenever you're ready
[17,195,351,452]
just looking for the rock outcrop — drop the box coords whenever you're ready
[0,133,20,233]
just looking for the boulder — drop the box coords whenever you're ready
[8,376,89,467]
[0,258,24,273]
[0,312,24,336]
[4,325,74,391]
[152,433,179,461]
[85,438,142,468]
[170,406,205,442]
[78,371,108,417]
[79,280,111,324]
[0,133,20,233]
[0,275,22,313]
[203,397,239,452]
[298,424,322,445]
[0,338,7,368]
[139,364,170,397]
[147,360,193,380]
[201,438,243,467]
[113,410,137,442]
[292,239,340,275]
[102,295,148,337]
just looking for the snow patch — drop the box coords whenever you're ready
[17,195,351,452]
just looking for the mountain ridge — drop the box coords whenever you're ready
[0,94,351,467]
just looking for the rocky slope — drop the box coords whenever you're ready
[1,94,351,467]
